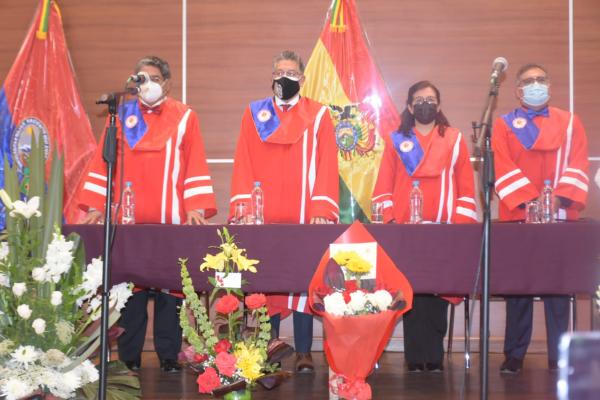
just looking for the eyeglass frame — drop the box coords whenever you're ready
[412,96,438,106]
[518,75,549,87]
[272,69,303,80]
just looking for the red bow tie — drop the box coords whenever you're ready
[140,102,163,115]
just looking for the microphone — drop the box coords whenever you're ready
[490,57,508,85]
[96,87,139,104]
[127,71,150,85]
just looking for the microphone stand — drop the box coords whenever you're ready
[96,93,120,400]
[471,79,499,400]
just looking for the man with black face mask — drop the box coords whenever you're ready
[229,50,339,373]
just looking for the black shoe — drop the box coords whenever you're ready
[124,359,141,371]
[407,363,425,372]
[548,359,558,371]
[160,359,182,373]
[500,357,523,374]
[425,363,444,372]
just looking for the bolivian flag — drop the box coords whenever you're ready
[0,0,96,225]
[301,0,400,223]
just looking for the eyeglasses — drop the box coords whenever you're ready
[272,69,303,79]
[519,76,549,86]
[412,96,438,106]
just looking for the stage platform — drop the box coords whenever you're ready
[134,351,558,399]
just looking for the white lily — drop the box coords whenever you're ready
[0,189,13,210]
[9,196,42,219]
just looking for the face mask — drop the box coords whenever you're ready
[412,103,438,124]
[272,77,300,101]
[139,80,164,106]
[521,83,549,107]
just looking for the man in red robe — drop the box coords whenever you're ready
[229,50,339,372]
[492,63,589,373]
[78,56,217,372]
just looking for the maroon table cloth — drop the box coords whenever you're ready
[63,222,600,295]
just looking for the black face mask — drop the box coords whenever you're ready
[412,103,438,124]
[272,77,300,101]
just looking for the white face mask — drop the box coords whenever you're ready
[139,80,164,106]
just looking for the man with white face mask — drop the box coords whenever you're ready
[229,50,339,373]
[492,63,589,373]
[78,56,217,372]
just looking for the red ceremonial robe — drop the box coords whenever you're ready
[492,106,589,221]
[78,97,217,223]
[372,126,478,224]
[230,96,339,315]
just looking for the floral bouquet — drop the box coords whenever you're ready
[309,221,414,400]
[178,228,290,399]
[0,141,138,400]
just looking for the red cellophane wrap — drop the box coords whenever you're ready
[309,221,413,399]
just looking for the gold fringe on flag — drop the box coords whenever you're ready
[35,0,52,40]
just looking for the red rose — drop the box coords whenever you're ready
[197,367,220,393]
[342,291,351,304]
[215,351,237,377]
[345,280,359,292]
[215,294,240,315]
[214,338,232,354]
[193,353,208,363]
[245,293,267,310]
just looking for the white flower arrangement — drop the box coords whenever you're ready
[323,289,394,316]
[0,186,134,399]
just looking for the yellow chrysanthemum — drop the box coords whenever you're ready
[333,250,357,265]
[333,251,372,274]
[234,343,264,381]
[345,257,372,274]
[199,252,227,271]
[235,254,259,273]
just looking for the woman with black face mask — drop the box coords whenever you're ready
[371,80,478,372]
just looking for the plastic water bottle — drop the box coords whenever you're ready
[251,181,264,225]
[541,179,554,223]
[409,180,423,224]
[121,181,135,224]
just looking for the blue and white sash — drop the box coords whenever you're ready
[250,97,280,142]
[501,107,548,150]
[392,130,423,176]
[118,100,148,148]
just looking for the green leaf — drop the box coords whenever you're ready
[42,148,64,256]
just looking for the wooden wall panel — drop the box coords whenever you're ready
[2,0,597,221]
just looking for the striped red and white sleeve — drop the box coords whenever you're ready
[180,110,217,218]
[554,114,589,210]
[309,107,339,222]
[491,118,539,211]
[229,107,255,221]
[453,134,478,223]
[371,134,396,223]
[77,130,108,212]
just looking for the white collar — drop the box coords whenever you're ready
[274,94,300,110]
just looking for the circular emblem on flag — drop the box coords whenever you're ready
[11,117,50,172]
[512,117,527,129]
[257,109,271,123]
[399,140,414,153]
[335,121,360,152]
[125,115,138,129]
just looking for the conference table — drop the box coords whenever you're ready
[64,221,600,296]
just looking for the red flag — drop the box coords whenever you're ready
[0,0,96,223]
